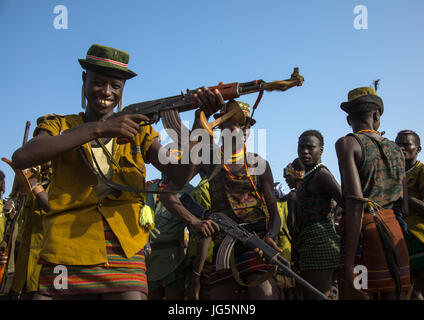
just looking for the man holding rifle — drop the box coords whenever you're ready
[11,44,223,300]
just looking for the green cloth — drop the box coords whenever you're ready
[296,220,340,271]
[78,44,137,80]
[145,182,193,282]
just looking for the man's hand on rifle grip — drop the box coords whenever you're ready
[193,87,225,118]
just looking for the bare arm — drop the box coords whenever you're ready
[408,187,424,218]
[335,136,364,287]
[261,161,282,252]
[286,191,297,237]
[12,114,150,169]
[317,168,344,208]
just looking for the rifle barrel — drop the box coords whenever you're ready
[22,121,31,146]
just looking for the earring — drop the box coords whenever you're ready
[118,94,123,112]
[81,85,87,110]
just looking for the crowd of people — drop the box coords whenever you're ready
[0,44,423,300]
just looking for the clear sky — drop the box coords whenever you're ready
[1,0,423,196]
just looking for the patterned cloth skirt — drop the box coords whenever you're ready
[202,250,275,287]
[405,233,424,270]
[38,220,148,297]
[296,220,341,271]
[340,210,411,293]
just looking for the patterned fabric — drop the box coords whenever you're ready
[340,210,411,292]
[38,220,147,296]
[296,220,340,271]
[204,154,274,285]
[296,166,332,230]
[203,251,275,287]
[405,233,424,270]
[405,160,424,245]
[348,133,405,209]
[145,181,192,282]
[208,153,269,224]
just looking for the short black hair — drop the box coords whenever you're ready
[299,130,324,147]
[397,130,421,147]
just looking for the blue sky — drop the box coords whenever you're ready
[1,0,423,195]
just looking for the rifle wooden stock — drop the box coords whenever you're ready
[115,68,304,136]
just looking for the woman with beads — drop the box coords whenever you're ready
[295,130,343,300]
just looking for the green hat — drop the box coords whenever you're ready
[213,100,256,127]
[78,44,137,80]
[340,87,384,115]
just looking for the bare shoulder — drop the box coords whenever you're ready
[335,135,359,152]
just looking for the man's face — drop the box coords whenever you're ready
[395,134,421,162]
[298,135,323,167]
[219,119,245,152]
[83,71,125,116]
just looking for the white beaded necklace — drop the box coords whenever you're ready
[303,162,324,178]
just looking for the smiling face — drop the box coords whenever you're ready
[395,133,421,163]
[298,135,323,169]
[83,70,125,119]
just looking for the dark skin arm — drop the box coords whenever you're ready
[313,167,344,208]
[187,236,211,300]
[260,160,283,252]
[286,191,297,238]
[12,113,151,169]
[408,188,424,218]
[28,175,50,213]
[335,135,368,299]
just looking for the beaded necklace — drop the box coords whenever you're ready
[303,162,324,178]
[356,130,379,135]
[222,143,264,205]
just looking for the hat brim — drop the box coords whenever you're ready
[340,95,384,115]
[79,59,137,80]
[213,112,256,127]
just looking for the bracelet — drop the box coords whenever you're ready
[31,185,44,196]
[192,270,201,277]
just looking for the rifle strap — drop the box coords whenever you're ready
[229,245,277,288]
[78,145,222,195]
[250,90,264,120]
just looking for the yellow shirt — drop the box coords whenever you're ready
[276,200,292,263]
[406,160,424,244]
[34,113,159,266]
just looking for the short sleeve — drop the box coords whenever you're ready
[33,115,62,137]
[138,123,160,163]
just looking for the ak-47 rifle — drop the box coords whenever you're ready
[0,199,18,289]
[179,193,328,300]
[113,68,304,141]
[0,121,32,292]
[3,121,32,196]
